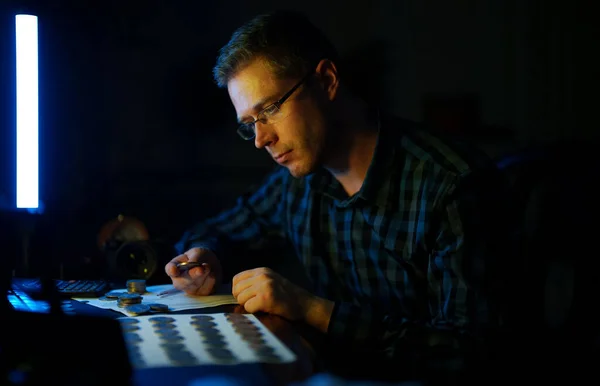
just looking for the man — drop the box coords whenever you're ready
[166,10,505,379]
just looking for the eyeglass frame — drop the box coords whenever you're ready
[237,71,314,140]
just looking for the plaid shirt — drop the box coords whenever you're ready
[176,113,500,357]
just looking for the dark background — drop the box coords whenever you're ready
[0,0,597,281]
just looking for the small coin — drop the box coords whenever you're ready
[167,356,197,364]
[127,279,146,286]
[165,350,195,358]
[129,359,146,368]
[228,315,252,322]
[154,328,181,337]
[160,342,186,351]
[167,356,197,362]
[256,353,281,363]
[225,313,246,320]
[147,303,169,313]
[230,320,254,327]
[105,291,127,299]
[128,353,145,361]
[176,261,202,272]
[128,349,144,359]
[149,316,176,324]
[125,304,151,315]
[196,330,224,339]
[127,279,147,294]
[191,315,214,321]
[119,302,141,309]
[158,335,185,342]
[122,332,143,343]
[128,345,143,353]
[119,297,142,302]
[229,316,255,324]
[202,338,227,348]
[236,322,257,330]
[233,326,260,334]
[128,354,144,363]
[242,336,267,346]
[168,358,198,366]
[118,297,142,304]
[197,328,224,337]
[152,322,176,330]
[151,321,174,327]
[190,320,217,329]
[253,346,276,355]
[166,356,197,365]
[129,360,145,368]
[233,326,261,336]
[118,301,142,308]
[119,293,143,301]
[121,324,141,333]
[206,347,235,359]
[119,318,140,324]
[151,322,177,330]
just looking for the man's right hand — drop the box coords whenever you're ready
[165,247,222,295]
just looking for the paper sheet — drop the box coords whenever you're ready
[117,313,297,368]
[74,284,239,316]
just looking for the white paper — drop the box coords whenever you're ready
[73,283,239,316]
[117,313,296,368]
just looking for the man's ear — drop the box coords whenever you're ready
[315,59,340,102]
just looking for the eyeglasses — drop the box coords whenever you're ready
[237,72,313,140]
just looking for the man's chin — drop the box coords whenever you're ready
[285,163,317,179]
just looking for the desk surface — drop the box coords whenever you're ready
[6,293,490,385]
[69,299,316,386]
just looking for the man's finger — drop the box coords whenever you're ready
[165,263,180,278]
[178,276,205,295]
[196,274,216,296]
[165,253,194,277]
[189,263,210,279]
[172,277,193,292]
[232,268,263,286]
[232,276,256,298]
[185,249,203,262]
[235,286,258,306]
[242,295,262,314]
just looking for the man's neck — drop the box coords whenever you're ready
[324,107,379,197]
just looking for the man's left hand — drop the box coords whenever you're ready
[232,267,312,321]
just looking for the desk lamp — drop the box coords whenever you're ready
[1,12,133,386]
[0,13,44,293]
[13,13,42,278]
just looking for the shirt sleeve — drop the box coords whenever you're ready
[174,166,289,274]
[326,171,501,362]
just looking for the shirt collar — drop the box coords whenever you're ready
[310,111,397,209]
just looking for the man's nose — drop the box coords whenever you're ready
[254,121,276,149]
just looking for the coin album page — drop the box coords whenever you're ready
[117,313,297,368]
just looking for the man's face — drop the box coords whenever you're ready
[227,57,329,178]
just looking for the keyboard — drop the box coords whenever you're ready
[7,288,53,313]
[12,277,110,298]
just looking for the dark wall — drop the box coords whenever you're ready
[1,0,596,278]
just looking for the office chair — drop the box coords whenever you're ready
[489,142,600,378]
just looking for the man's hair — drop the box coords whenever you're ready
[213,10,340,88]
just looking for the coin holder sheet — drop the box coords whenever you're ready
[117,313,297,368]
